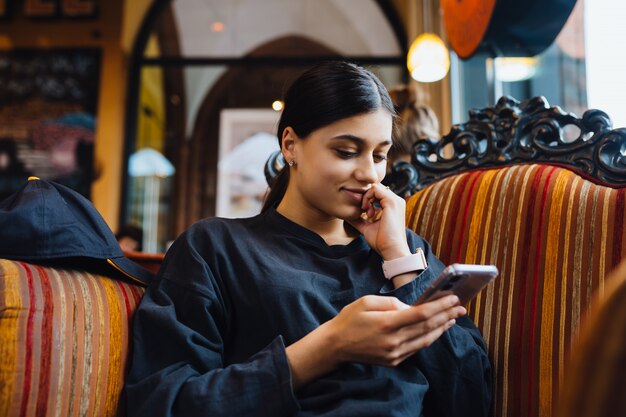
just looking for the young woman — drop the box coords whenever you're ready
[125,61,492,417]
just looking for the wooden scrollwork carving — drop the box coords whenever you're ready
[389,96,626,196]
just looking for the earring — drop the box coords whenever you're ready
[288,160,295,167]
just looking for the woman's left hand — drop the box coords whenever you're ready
[347,183,411,261]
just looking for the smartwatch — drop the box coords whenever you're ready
[382,248,428,280]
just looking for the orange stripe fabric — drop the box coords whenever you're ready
[104,275,124,416]
[405,164,626,417]
[538,169,570,416]
[0,260,22,417]
[48,268,70,417]
[0,261,145,417]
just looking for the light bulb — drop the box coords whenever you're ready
[211,21,225,32]
[272,100,284,111]
[407,33,450,83]
[494,57,538,82]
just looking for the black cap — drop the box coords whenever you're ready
[0,177,154,286]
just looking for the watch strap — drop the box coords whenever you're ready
[382,248,428,280]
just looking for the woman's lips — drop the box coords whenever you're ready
[342,188,367,204]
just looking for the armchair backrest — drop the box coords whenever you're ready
[400,96,626,417]
[0,260,145,417]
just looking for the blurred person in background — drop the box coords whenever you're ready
[116,224,143,252]
[387,84,440,170]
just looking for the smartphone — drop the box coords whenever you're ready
[414,263,499,306]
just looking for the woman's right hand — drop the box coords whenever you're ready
[326,294,465,367]
[285,294,465,390]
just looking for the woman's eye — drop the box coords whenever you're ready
[374,154,388,162]
[336,149,358,158]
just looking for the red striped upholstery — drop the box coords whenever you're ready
[0,260,144,417]
[406,164,626,417]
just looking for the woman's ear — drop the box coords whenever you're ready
[281,127,298,162]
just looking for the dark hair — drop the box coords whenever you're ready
[262,61,396,212]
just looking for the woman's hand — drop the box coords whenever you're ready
[327,294,465,366]
[346,183,411,261]
[285,295,465,390]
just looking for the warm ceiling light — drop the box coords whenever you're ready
[407,33,450,83]
[495,57,539,82]
[272,100,284,112]
[211,21,225,32]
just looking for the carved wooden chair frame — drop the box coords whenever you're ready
[388,95,626,195]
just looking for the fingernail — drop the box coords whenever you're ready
[450,295,460,305]
[447,319,456,329]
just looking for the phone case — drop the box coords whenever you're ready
[415,263,499,305]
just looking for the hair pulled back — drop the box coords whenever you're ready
[388,84,440,158]
[262,61,395,212]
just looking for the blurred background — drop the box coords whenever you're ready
[0,0,622,252]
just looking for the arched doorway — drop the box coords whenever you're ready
[123,0,408,251]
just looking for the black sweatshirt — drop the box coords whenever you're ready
[125,208,492,417]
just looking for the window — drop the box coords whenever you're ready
[452,1,587,123]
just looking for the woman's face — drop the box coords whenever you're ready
[283,108,393,221]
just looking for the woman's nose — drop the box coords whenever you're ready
[354,157,379,183]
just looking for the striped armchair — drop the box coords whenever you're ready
[396,96,626,417]
[0,253,163,417]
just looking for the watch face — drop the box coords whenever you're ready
[442,0,497,59]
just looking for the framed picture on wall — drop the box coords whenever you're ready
[216,109,281,218]
[0,48,101,200]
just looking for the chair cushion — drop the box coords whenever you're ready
[0,259,145,417]
[406,163,626,417]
